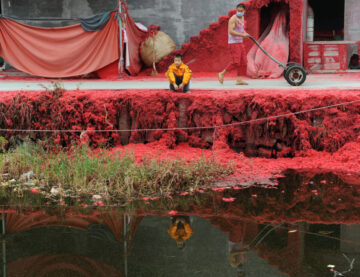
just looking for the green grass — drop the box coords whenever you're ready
[0,142,233,200]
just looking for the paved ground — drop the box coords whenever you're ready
[0,72,360,91]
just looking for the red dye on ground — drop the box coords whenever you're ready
[96,61,119,80]
[1,87,360,181]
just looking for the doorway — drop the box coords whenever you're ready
[260,1,290,37]
[308,0,344,41]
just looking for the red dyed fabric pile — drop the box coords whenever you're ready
[0,1,151,78]
[247,9,289,78]
[247,0,303,64]
[0,14,120,78]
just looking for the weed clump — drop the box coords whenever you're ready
[0,143,233,201]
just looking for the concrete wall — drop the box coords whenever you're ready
[1,0,117,18]
[0,0,117,27]
[344,0,360,41]
[127,0,239,47]
[0,0,241,48]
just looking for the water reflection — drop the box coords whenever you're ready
[1,215,359,276]
[0,170,359,276]
[168,216,194,249]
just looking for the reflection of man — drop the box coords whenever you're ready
[168,216,194,249]
[229,242,247,276]
[227,219,249,277]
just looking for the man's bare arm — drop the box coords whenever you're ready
[228,17,249,38]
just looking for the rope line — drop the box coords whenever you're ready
[0,99,359,133]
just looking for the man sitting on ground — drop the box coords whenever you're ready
[166,54,192,93]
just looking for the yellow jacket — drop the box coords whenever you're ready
[166,63,192,85]
[168,221,194,241]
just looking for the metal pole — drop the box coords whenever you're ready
[123,214,128,277]
[118,0,124,75]
[2,213,6,277]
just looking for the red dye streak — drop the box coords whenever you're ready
[222,197,236,202]
[30,188,39,194]
[168,210,178,216]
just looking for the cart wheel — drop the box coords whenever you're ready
[284,65,307,86]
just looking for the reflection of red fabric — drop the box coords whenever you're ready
[256,227,302,276]
[0,13,119,78]
[5,212,100,234]
[228,221,247,243]
[205,217,255,244]
[5,210,143,245]
[247,9,289,78]
[8,254,122,277]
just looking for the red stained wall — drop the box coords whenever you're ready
[304,42,348,71]
[157,0,304,73]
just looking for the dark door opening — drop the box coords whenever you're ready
[260,2,290,37]
[308,0,344,41]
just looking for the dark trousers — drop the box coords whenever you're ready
[171,216,191,224]
[169,73,190,92]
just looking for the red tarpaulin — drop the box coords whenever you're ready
[97,2,150,77]
[124,7,149,75]
[247,8,289,78]
[0,12,121,78]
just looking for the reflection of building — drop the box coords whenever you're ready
[207,216,304,276]
[304,224,360,276]
[1,210,359,276]
[206,216,360,276]
[0,211,143,277]
[8,254,121,277]
[341,225,360,253]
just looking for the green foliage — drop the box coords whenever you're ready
[0,143,233,199]
[0,136,7,153]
